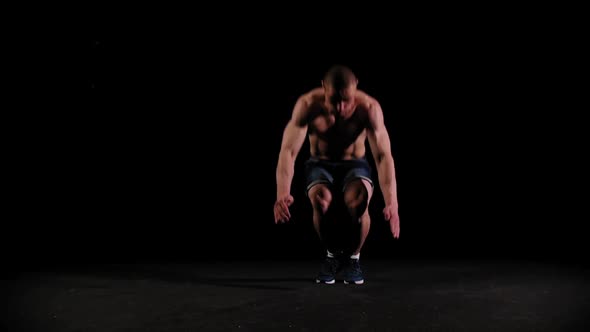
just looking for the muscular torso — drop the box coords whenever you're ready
[306,90,371,160]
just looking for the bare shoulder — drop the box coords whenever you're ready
[355,90,383,119]
[296,88,324,112]
[292,88,323,125]
[299,87,324,106]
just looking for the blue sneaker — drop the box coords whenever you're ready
[315,256,340,284]
[342,258,364,284]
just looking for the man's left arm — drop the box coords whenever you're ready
[366,101,400,238]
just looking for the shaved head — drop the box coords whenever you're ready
[321,65,358,116]
[322,65,358,90]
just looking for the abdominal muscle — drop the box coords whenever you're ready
[308,134,367,160]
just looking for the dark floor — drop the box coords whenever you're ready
[2,259,589,331]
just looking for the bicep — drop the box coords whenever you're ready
[367,105,392,162]
[281,120,307,156]
[281,97,309,156]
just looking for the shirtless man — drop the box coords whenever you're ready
[274,65,400,284]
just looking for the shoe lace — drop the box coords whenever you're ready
[349,259,362,274]
[323,257,339,274]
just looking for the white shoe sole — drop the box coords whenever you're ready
[316,279,335,284]
[344,280,364,285]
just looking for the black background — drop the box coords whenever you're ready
[13,11,584,268]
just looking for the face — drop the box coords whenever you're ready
[323,83,357,116]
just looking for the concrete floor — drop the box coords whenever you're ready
[2,259,589,331]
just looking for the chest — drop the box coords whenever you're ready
[310,114,365,139]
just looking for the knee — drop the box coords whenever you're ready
[344,181,369,218]
[310,186,332,214]
[344,196,367,216]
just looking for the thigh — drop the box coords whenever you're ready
[342,159,374,201]
[304,159,334,197]
[307,183,333,205]
[343,178,373,205]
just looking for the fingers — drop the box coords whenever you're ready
[274,209,287,224]
[274,204,285,224]
[391,216,400,239]
[275,208,289,223]
[279,200,291,219]
[274,198,292,224]
[279,209,290,222]
[392,220,400,238]
[384,206,400,239]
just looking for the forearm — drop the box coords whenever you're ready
[377,156,398,208]
[276,151,295,198]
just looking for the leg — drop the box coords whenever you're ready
[308,183,341,284]
[339,177,373,285]
[303,158,346,284]
[355,214,371,255]
[304,158,335,249]
[307,183,333,241]
[343,178,373,255]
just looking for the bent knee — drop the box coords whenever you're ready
[344,180,369,205]
[344,179,371,217]
[309,185,332,213]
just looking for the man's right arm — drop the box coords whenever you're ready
[276,96,310,199]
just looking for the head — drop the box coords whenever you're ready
[321,65,358,116]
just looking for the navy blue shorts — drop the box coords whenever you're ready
[304,157,373,196]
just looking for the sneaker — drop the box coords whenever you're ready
[342,258,364,284]
[315,256,340,284]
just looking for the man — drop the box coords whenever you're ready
[274,65,400,285]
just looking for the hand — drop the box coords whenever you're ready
[274,195,294,224]
[383,204,400,238]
